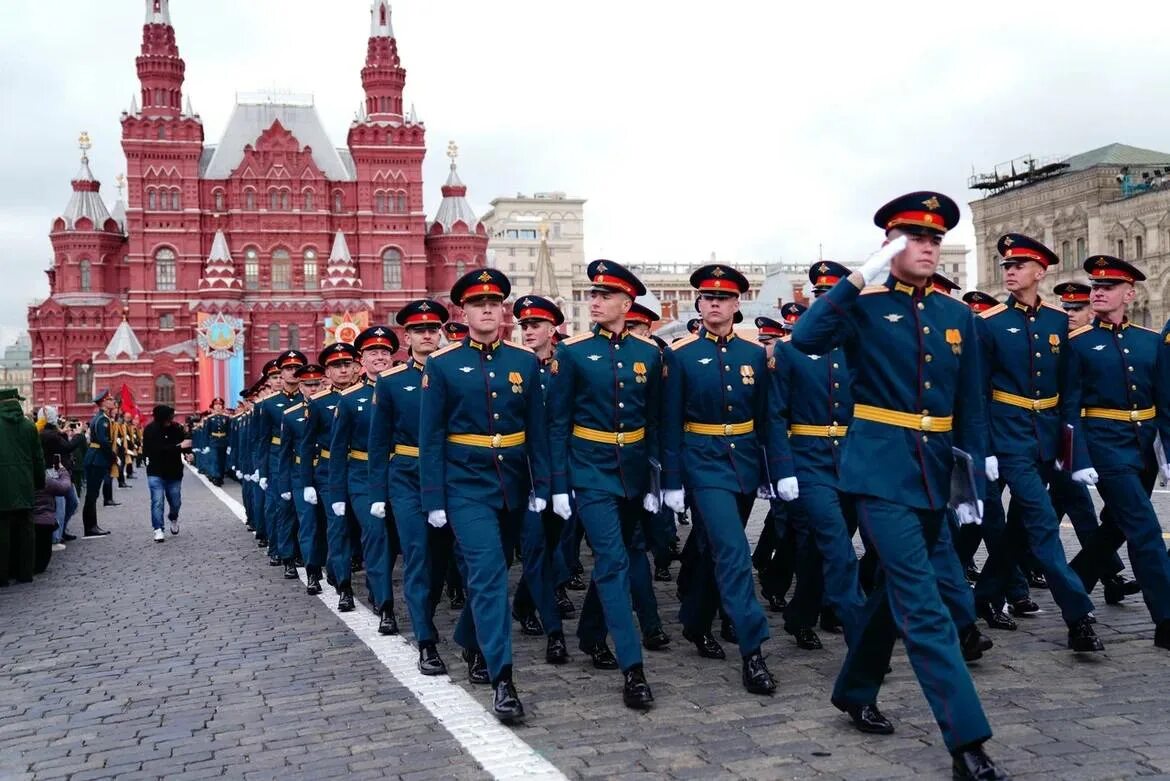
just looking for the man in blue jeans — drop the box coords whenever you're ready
[142,405,192,543]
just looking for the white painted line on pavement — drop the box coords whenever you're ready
[188,466,567,781]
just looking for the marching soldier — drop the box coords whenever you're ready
[662,263,780,695]
[1062,255,1170,650]
[419,268,551,721]
[308,342,361,610]
[247,361,281,549]
[330,327,400,632]
[278,364,326,591]
[205,398,230,486]
[255,350,307,575]
[369,300,457,675]
[971,234,1102,652]
[547,259,660,709]
[792,192,1004,779]
[80,389,115,536]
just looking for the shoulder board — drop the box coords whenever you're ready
[504,341,535,354]
[1069,324,1093,339]
[379,364,409,378]
[781,334,792,343]
[671,334,700,350]
[283,402,304,415]
[629,333,657,348]
[1041,302,1066,315]
[978,303,1008,319]
[1130,324,1160,335]
[310,388,333,400]
[859,285,888,296]
[562,332,593,346]
[430,342,462,359]
[339,383,365,396]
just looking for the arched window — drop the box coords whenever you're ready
[154,374,176,405]
[155,247,177,291]
[375,192,386,214]
[79,259,91,292]
[454,259,465,278]
[382,248,402,289]
[281,190,291,211]
[157,126,166,140]
[303,249,318,289]
[333,191,343,212]
[271,249,291,290]
[214,190,225,211]
[396,192,408,213]
[1136,235,1144,260]
[302,190,313,211]
[74,360,92,403]
[147,189,157,210]
[171,190,181,210]
[244,248,259,289]
[267,324,281,351]
[269,189,280,211]
[244,189,256,211]
[1076,238,1087,263]
[1117,239,1125,259]
[288,324,300,350]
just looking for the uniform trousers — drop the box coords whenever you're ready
[317,460,352,589]
[292,475,326,569]
[209,446,226,482]
[781,484,865,636]
[976,457,1093,624]
[1051,471,1124,581]
[579,505,661,646]
[265,453,297,560]
[678,489,769,657]
[753,500,797,602]
[959,486,1030,602]
[832,496,992,753]
[390,460,451,645]
[346,459,394,611]
[449,496,524,682]
[81,464,107,532]
[572,489,644,671]
[937,510,978,630]
[512,506,564,635]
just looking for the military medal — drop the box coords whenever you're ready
[945,328,962,355]
[1049,333,1060,354]
[740,365,755,385]
[633,362,647,383]
[509,371,523,393]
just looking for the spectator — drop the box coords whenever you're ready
[0,388,45,586]
[33,465,72,574]
[142,404,192,543]
[70,421,88,499]
[39,406,84,547]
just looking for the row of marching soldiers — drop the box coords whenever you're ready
[189,190,1170,781]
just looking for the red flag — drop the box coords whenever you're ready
[118,384,140,420]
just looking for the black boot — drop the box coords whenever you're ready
[582,642,619,670]
[845,703,894,735]
[492,670,524,722]
[976,601,1017,631]
[283,561,299,579]
[654,565,673,582]
[720,619,738,644]
[682,628,725,660]
[959,624,993,662]
[622,664,654,709]
[952,744,1008,780]
[337,586,355,612]
[1008,597,1039,616]
[545,632,569,664]
[742,651,776,695]
[461,649,490,684]
[418,643,447,676]
[791,627,823,650]
[305,567,323,595]
[1067,616,1104,652]
[512,609,544,636]
[1155,620,1170,650]
[554,586,576,618]
[378,608,399,636]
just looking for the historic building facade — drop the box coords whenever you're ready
[28,1,488,417]
[970,143,1170,325]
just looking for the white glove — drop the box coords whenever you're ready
[955,499,984,525]
[226,447,232,455]
[304,487,318,505]
[1161,463,1170,485]
[250,470,260,483]
[643,492,661,514]
[663,489,686,514]
[370,501,386,519]
[528,494,547,513]
[859,235,908,286]
[775,476,800,502]
[235,469,243,479]
[203,447,211,454]
[280,491,291,501]
[551,493,572,520]
[1072,468,1098,486]
[427,510,448,528]
[985,456,999,482]
[331,501,347,517]
[258,477,268,491]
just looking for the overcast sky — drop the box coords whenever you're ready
[4,0,1170,342]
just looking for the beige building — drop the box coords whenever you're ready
[938,244,971,292]
[0,332,34,413]
[970,143,1170,326]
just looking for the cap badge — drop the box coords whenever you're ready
[521,298,533,307]
[418,301,431,311]
[374,328,385,336]
[595,261,608,274]
[1002,236,1014,246]
[711,267,725,277]
[922,196,941,210]
[477,271,493,282]
[1096,258,1108,267]
[818,263,829,273]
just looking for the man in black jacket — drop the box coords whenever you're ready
[142,405,192,543]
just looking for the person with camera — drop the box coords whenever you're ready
[39,407,85,548]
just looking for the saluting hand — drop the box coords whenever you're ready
[856,235,908,287]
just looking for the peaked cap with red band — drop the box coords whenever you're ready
[1083,255,1145,285]
[396,299,449,329]
[451,268,511,306]
[442,321,469,340]
[781,302,807,324]
[689,263,749,297]
[997,233,1058,268]
[808,260,850,290]
[262,359,281,377]
[755,316,785,338]
[626,301,660,326]
[1053,281,1091,309]
[587,259,646,298]
[874,191,960,236]
[354,325,399,354]
[931,273,960,295]
[294,363,325,380]
[319,342,360,366]
[962,291,998,312]
[513,294,565,326]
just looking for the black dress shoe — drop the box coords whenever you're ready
[283,562,299,579]
[268,555,282,567]
[462,649,490,684]
[338,590,355,612]
[351,557,364,573]
[764,593,787,613]
[622,666,654,709]
[1102,574,1140,605]
[83,527,110,537]
[305,570,323,595]
[792,628,823,650]
[964,564,981,584]
[418,644,447,676]
[643,627,671,651]
[1155,621,1170,650]
[820,611,844,634]
[378,609,399,636]
[554,587,576,618]
[62,533,77,542]
[1067,616,1104,652]
[245,523,255,532]
[742,651,777,694]
[512,610,544,636]
[682,629,726,660]
[545,633,569,664]
[583,642,619,670]
[654,565,673,582]
[1027,570,1048,590]
[565,573,586,591]
[952,745,1008,780]
[1008,598,1039,616]
[325,571,336,588]
[959,624,993,662]
[256,536,268,548]
[846,703,894,735]
[292,557,305,568]
[103,501,121,507]
[976,602,1017,631]
[492,678,525,721]
[720,619,738,644]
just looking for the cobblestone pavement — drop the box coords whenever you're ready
[3,471,1170,780]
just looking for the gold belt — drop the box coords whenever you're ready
[1081,406,1155,422]
[88,442,101,449]
[348,449,368,461]
[447,432,526,448]
[270,436,281,445]
[211,432,227,438]
[395,444,420,458]
[789,424,848,438]
[294,456,301,465]
[684,420,754,436]
[318,448,330,459]
[992,390,1059,412]
[853,404,953,433]
[572,425,645,445]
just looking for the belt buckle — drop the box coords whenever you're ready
[919,415,933,431]
[1031,398,1042,411]
[828,424,839,437]
[616,431,626,445]
[722,423,733,436]
[1130,410,1140,422]
[491,433,503,448]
